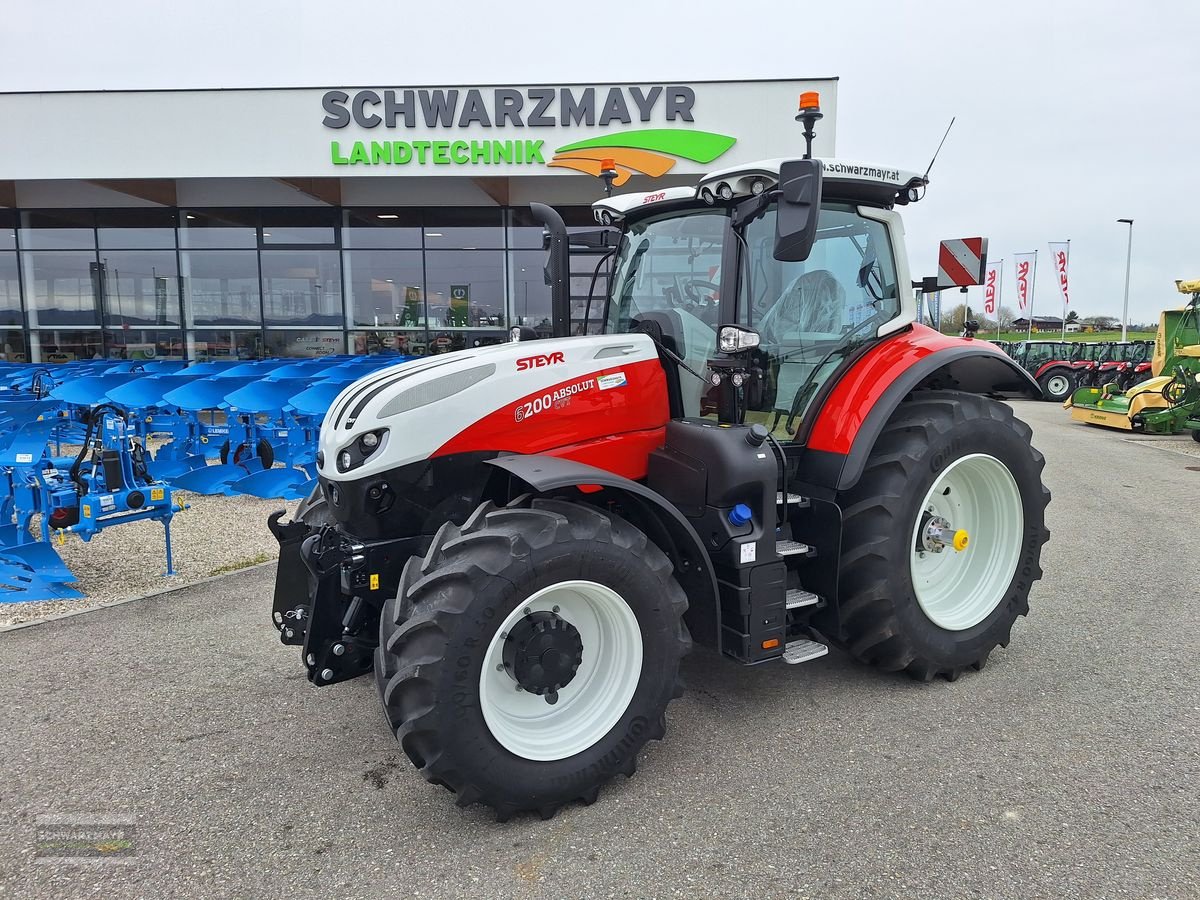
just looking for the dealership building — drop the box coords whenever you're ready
[0,79,835,362]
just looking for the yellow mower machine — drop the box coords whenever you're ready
[1064,280,1200,438]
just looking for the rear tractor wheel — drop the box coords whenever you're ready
[834,390,1050,681]
[376,498,691,820]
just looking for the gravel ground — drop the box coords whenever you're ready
[0,402,1197,899]
[1129,436,1200,458]
[0,491,298,628]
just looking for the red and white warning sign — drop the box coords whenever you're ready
[937,237,989,288]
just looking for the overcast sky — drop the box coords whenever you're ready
[3,0,1197,324]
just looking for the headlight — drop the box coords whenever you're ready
[336,428,388,473]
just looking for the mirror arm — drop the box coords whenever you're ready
[730,190,780,230]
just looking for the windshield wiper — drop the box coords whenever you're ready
[777,309,890,435]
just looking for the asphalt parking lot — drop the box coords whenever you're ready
[1,401,1197,900]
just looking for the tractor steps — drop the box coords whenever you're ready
[782,638,829,665]
[776,540,812,558]
[785,588,820,609]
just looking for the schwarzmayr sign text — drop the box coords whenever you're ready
[322,85,698,169]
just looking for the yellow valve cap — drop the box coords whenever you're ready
[952,530,970,552]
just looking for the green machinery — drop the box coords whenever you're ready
[1064,280,1200,438]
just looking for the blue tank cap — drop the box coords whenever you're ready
[728,503,753,527]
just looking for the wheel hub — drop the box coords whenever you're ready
[503,611,584,696]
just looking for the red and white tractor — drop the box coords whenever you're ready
[269,102,1050,820]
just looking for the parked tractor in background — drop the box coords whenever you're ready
[268,99,1050,820]
[1011,340,1077,401]
[1065,281,1200,437]
[1069,341,1102,388]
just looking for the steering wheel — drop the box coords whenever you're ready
[679,279,721,322]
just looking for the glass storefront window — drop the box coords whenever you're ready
[181,250,261,326]
[0,251,22,326]
[96,209,177,249]
[99,250,180,327]
[105,328,184,360]
[21,250,101,326]
[188,329,263,360]
[265,329,345,358]
[261,209,338,246]
[261,250,342,325]
[343,249,424,328]
[507,206,598,249]
[179,210,257,249]
[422,209,504,250]
[509,249,552,331]
[342,210,422,249]
[0,211,16,251]
[424,250,505,329]
[0,329,27,362]
[31,329,103,363]
[19,211,96,251]
[349,329,426,356]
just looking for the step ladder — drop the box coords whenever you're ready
[783,638,829,665]
[776,539,812,558]
[785,588,819,609]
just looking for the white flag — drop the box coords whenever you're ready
[983,260,1002,315]
[1014,252,1037,312]
[1048,241,1070,306]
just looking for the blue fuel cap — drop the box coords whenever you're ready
[728,503,752,527]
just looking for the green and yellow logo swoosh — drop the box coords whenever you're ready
[549,129,737,185]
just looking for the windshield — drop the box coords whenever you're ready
[604,202,902,432]
[607,210,726,416]
[606,210,727,333]
[740,203,900,436]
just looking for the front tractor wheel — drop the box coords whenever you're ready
[376,498,690,820]
[834,391,1050,681]
[1038,369,1075,402]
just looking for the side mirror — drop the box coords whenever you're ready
[774,159,824,262]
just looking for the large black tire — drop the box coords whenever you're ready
[376,497,691,820]
[834,391,1050,681]
[1037,368,1075,402]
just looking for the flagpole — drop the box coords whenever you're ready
[1026,250,1038,343]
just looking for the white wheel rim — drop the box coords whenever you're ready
[1047,374,1070,396]
[909,453,1024,631]
[479,580,643,761]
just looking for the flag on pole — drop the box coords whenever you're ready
[1014,252,1037,312]
[983,259,1002,315]
[1048,241,1070,306]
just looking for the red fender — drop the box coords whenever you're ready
[804,324,1037,490]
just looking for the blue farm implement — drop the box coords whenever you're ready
[0,404,178,602]
[0,354,417,601]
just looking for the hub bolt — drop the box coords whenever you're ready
[320,668,334,681]
[332,644,345,656]
[306,653,315,666]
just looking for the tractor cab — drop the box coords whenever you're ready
[559,158,925,442]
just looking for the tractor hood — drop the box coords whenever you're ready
[317,333,664,481]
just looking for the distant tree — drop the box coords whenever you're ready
[1084,315,1119,329]
[942,303,966,332]
[997,305,1016,330]
[1066,310,1079,323]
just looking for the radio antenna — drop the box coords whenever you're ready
[922,117,956,182]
